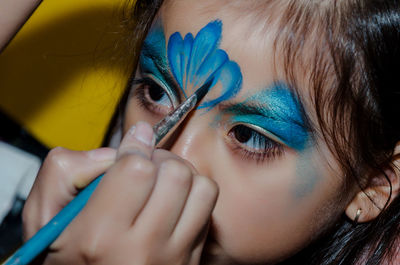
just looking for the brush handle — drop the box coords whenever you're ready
[153,93,198,144]
[4,175,103,265]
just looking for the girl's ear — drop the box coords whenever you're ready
[345,143,400,223]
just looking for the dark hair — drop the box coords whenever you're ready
[102,0,164,143]
[276,1,400,264]
[104,0,400,264]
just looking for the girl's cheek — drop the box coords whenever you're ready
[209,146,345,264]
[208,153,296,260]
[292,146,321,199]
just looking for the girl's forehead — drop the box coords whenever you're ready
[140,0,316,150]
[158,0,323,133]
[160,0,285,101]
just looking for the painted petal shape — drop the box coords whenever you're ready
[199,61,242,109]
[186,20,222,87]
[193,49,228,89]
[165,19,243,108]
[168,32,185,91]
[183,33,194,92]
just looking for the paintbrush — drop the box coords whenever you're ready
[4,79,213,265]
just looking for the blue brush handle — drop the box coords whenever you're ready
[4,174,104,265]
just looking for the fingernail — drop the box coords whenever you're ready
[87,148,116,161]
[128,125,136,135]
[131,121,155,146]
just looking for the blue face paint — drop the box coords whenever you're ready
[139,19,243,110]
[294,146,319,198]
[140,19,177,97]
[222,82,309,151]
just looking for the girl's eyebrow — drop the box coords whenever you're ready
[219,101,308,130]
[217,87,309,132]
[218,93,311,151]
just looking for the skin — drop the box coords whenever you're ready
[124,0,354,264]
[24,122,218,265]
[24,0,400,265]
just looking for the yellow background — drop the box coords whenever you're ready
[0,0,130,150]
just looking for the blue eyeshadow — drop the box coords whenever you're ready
[139,19,177,93]
[224,82,309,151]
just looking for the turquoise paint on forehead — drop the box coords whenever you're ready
[224,82,309,151]
[140,19,176,91]
[139,19,243,109]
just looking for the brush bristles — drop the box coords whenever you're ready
[195,78,213,102]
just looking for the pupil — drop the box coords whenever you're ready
[148,84,165,101]
[235,125,252,143]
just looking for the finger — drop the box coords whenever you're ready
[187,222,211,265]
[117,121,155,160]
[170,175,218,248]
[151,148,198,174]
[72,153,158,231]
[55,122,157,247]
[130,159,193,240]
[74,121,157,228]
[22,147,116,240]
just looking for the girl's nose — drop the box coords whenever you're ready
[167,115,214,177]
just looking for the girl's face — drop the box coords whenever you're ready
[124,0,354,264]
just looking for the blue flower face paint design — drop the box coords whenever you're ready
[139,19,243,110]
[222,82,309,151]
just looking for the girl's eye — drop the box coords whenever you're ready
[230,125,270,150]
[145,81,172,107]
[133,77,178,115]
[228,124,284,163]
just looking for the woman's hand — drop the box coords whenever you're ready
[23,121,218,265]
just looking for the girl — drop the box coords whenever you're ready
[8,0,400,264]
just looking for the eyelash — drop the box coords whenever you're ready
[131,77,177,115]
[131,77,285,164]
[227,124,285,164]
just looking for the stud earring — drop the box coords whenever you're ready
[354,208,362,223]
